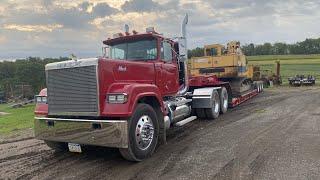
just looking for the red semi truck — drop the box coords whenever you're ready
[34,15,263,161]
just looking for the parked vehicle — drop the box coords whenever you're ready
[288,75,316,86]
[34,15,263,161]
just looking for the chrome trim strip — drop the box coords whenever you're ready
[96,65,100,116]
[35,117,127,123]
[45,58,99,70]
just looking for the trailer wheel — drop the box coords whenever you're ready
[257,84,261,92]
[119,103,159,162]
[44,141,67,152]
[219,87,228,114]
[205,90,220,119]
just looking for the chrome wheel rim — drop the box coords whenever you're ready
[214,101,219,113]
[135,115,154,151]
[223,92,228,109]
[223,98,228,109]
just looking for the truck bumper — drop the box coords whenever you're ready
[34,117,128,148]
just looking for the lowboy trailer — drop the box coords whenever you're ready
[34,14,263,161]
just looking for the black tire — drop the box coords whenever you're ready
[196,108,206,119]
[205,90,220,119]
[219,87,228,114]
[44,141,67,152]
[119,103,159,161]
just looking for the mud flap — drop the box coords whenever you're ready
[192,87,221,108]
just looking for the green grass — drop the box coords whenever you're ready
[0,103,35,135]
[247,54,320,61]
[248,55,320,85]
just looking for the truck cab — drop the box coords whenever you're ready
[103,32,180,96]
[34,18,190,161]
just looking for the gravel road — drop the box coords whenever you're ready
[1,87,320,180]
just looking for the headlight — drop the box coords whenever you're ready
[35,96,47,104]
[107,93,128,104]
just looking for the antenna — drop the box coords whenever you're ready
[124,24,129,33]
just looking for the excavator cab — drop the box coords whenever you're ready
[204,44,223,57]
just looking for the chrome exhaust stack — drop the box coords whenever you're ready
[177,14,189,96]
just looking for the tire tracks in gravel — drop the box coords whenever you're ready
[0,137,34,145]
[213,88,319,179]
[0,138,74,179]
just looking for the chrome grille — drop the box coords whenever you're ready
[47,65,99,116]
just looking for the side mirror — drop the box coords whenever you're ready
[102,46,110,58]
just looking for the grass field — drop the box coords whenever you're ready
[0,103,35,135]
[247,55,320,84]
[247,54,320,61]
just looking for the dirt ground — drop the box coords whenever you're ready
[1,86,320,180]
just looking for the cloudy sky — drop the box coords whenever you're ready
[0,0,319,59]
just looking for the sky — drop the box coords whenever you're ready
[0,0,319,59]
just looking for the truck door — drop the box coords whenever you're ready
[157,41,179,96]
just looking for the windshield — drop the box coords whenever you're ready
[110,39,157,60]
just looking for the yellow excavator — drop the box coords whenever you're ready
[189,41,256,95]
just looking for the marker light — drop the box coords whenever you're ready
[107,93,128,104]
[35,95,47,104]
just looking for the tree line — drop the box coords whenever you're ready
[188,37,320,57]
[0,57,68,100]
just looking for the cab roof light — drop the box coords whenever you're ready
[124,24,130,36]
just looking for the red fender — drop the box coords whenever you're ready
[101,83,164,117]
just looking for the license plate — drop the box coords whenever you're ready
[68,143,82,153]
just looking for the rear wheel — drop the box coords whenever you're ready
[205,90,220,119]
[119,103,159,161]
[219,87,228,114]
[44,141,67,152]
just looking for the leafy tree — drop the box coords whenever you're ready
[189,37,320,57]
[0,57,68,99]
[188,47,204,58]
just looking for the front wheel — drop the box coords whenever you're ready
[119,103,159,161]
